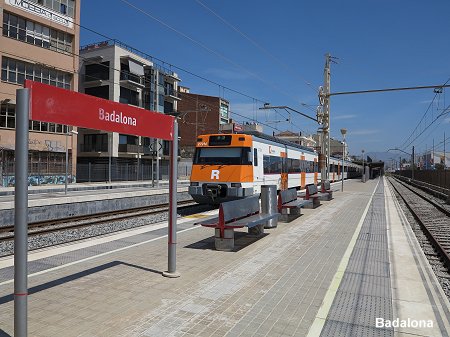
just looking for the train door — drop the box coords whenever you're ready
[314,157,318,185]
[280,147,288,190]
[253,147,264,193]
[301,154,306,188]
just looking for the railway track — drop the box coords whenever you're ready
[388,176,450,270]
[0,199,198,244]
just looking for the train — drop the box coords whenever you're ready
[188,131,362,204]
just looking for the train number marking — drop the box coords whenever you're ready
[211,170,220,180]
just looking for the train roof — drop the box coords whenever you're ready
[236,131,316,154]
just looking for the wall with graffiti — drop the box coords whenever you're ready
[2,174,76,187]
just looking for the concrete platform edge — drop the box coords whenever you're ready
[306,178,381,337]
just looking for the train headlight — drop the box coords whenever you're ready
[231,183,241,188]
[190,182,199,186]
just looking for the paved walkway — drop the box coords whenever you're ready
[0,177,447,336]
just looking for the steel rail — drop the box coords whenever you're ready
[0,200,196,241]
[388,177,450,270]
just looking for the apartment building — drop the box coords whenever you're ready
[177,87,230,158]
[78,40,180,181]
[0,0,80,186]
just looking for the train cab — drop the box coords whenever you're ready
[189,134,256,204]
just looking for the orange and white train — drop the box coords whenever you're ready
[189,132,362,204]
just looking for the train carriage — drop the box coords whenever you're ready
[189,132,361,204]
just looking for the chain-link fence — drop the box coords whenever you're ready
[1,160,74,187]
[76,161,192,183]
[0,159,191,186]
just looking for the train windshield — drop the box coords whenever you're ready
[193,147,251,165]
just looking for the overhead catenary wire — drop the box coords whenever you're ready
[399,76,450,150]
[0,47,304,134]
[0,14,276,108]
[2,13,316,134]
[193,0,317,91]
[117,0,303,103]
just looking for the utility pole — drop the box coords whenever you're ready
[318,53,333,182]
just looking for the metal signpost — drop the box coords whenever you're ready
[15,88,29,337]
[14,81,179,336]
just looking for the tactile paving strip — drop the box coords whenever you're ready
[0,222,192,283]
[321,180,394,337]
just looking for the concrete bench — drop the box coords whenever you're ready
[320,180,333,200]
[277,188,312,222]
[303,184,322,208]
[196,195,279,251]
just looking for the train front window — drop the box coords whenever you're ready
[194,147,251,165]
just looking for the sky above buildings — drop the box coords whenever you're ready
[80,0,450,158]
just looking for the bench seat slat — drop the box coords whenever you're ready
[194,216,219,226]
[282,200,312,208]
[228,213,279,228]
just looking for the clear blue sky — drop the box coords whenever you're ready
[80,0,450,158]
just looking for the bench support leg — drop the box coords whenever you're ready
[248,224,265,236]
[215,228,234,251]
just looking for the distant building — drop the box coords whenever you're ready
[275,131,316,149]
[312,133,346,158]
[78,40,181,181]
[0,0,81,186]
[177,91,229,158]
[418,151,449,169]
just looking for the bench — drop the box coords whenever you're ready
[320,180,333,200]
[196,195,280,251]
[277,188,312,222]
[302,184,322,208]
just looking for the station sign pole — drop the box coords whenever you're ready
[163,120,180,278]
[15,88,30,337]
[23,80,180,283]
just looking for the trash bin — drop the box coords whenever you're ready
[261,185,278,228]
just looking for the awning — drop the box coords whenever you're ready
[128,59,144,76]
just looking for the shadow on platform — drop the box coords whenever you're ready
[185,231,269,252]
[0,261,161,305]
[0,329,11,337]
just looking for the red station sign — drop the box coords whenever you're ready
[25,80,175,140]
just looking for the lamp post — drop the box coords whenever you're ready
[362,149,365,182]
[340,128,347,192]
[65,128,78,195]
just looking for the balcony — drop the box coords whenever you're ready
[120,72,145,88]
[118,144,144,153]
[164,72,181,82]
[164,87,181,101]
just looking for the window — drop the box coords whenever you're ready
[193,147,252,165]
[254,149,258,166]
[1,56,72,89]
[84,86,109,99]
[164,101,173,114]
[120,87,139,106]
[263,156,282,174]
[83,134,108,152]
[3,12,73,55]
[0,103,14,129]
[29,0,75,18]
[85,62,110,81]
[119,135,138,145]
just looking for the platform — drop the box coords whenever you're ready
[0,177,449,336]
